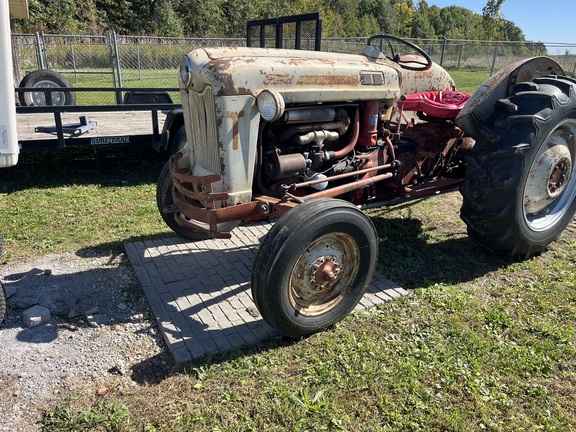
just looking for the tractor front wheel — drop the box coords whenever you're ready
[251,198,378,338]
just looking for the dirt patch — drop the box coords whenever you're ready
[0,250,172,431]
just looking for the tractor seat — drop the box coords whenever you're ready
[399,90,471,119]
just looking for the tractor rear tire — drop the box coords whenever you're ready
[460,76,576,257]
[251,198,378,338]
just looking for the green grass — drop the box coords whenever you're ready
[35,192,576,431]
[6,70,575,430]
[42,68,180,105]
[0,146,170,263]
[447,69,492,93]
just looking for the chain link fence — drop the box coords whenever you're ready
[324,37,576,76]
[11,32,576,105]
[11,33,246,105]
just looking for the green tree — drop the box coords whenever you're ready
[500,19,525,41]
[177,0,226,37]
[411,1,436,39]
[23,0,83,33]
[391,2,413,37]
[95,0,139,33]
[151,0,184,36]
[11,0,532,43]
[437,6,480,39]
[481,0,505,40]
[75,0,104,34]
[358,0,395,33]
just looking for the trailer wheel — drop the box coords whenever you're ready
[0,282,5,325]
[252,198,378,338]
[460,76,576,257]
[0,234,5,325]
[156,162,239,240]
[18,70,76,107]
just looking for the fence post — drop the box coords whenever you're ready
[70,41,78,83]
[136,38,141,80]
[112,31,123,104]
[440,38,447,67]
[490,42,499,76]
[457,44,463,69]
[41,32,48,69]
[34,32,45,70]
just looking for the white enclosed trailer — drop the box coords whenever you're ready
[0,0,25,167]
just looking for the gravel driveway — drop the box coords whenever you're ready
[0,250,172,431]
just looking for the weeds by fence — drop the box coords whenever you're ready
[11,32,576,105]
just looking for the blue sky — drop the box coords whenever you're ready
[427,0,574,43]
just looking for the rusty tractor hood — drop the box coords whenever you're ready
[180,47,456,103]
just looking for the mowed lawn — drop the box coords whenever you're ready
[1,70,575,430]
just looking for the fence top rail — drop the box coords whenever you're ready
[12,32,576,43]
[12,32,576,48]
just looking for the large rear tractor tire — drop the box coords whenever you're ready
[460,76,576,257]
[251,198,378,338]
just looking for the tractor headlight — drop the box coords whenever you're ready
[257,90,285,122]
[179,55,193,87]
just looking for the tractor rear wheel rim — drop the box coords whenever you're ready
[524,119,576,232]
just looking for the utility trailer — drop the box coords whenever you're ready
[0,0,188,323]
[2,0,187,160]
[14,88,185,155]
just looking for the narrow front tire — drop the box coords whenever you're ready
[252,198,378,338]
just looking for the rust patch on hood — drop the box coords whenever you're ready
[296,75,359,86]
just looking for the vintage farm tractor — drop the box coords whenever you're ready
[157,35,576,337]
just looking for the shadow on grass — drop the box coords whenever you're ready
[0,144,167,192]
[115,214,519,376]
[371,215,517,288]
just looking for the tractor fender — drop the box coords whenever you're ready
[455,56,565,140]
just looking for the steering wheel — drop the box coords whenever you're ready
[365,35,432,71]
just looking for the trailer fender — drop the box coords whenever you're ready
[159,108,184,154]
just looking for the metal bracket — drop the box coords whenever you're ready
[35,115,97,137]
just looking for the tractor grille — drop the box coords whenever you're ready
[188,86,221,176]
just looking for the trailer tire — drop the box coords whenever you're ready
[460,76,576,258]
[18,70,76,107]
[0,282,5,325]
[0,234,5,325]
[252,198,378,338]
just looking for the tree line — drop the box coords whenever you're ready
[12,0,523,42]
